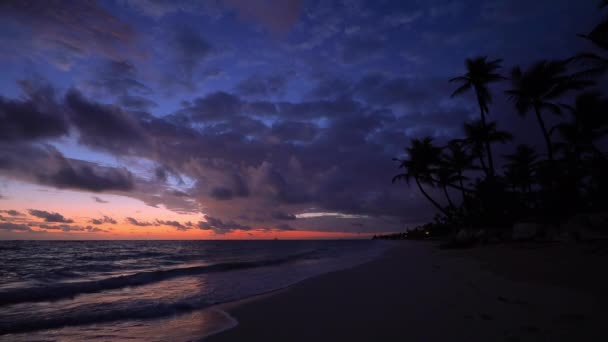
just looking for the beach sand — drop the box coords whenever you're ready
[207,241,608,341]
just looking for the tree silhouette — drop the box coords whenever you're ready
[450,57,504,177]
[441,140,474,203]
[504,144,538,194]
[506,60,590,161]
[393,137,448,215]
[462,120,513,174]
[556,91,608,161]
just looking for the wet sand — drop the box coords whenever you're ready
[208,241,608,341]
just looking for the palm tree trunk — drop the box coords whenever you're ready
[533,105,554,161]
[443,186,455,208]
[478,154,489,176]
[415,177,448,216]
[458,172,466,203]
[476,93,495,177]
[428,177,473,193]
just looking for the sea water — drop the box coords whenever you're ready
[0,240,389,341]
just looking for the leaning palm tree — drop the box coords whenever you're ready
[450,57,504,177]
[393,137,448,215]
[574,2,608,74]
[505,60,591,161]
[557,91,608,159]
[504,144,538,194]
[441,140,474,202]
[578,1,608,51]
[462,120,513,175]
[435,165,458,209]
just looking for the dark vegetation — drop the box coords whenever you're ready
[378,2,608,244]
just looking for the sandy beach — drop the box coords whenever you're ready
[208,241,608,341]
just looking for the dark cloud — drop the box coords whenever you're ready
[65,89,150,153]
[0,144,136,193]
[182,91,242,121]
[28,209,73,223]
[39,157,135,192]
[88,59,152,97]
[126,217,157,226]
[235,74,289,97]
[275,223,294,230]
[35,223,105,232]
[0,210,23,216]
[271,211,296,220]
[271,121,318,142]
[307,77,352,99]
[166,26,214,89]
[197,215,251,234]
[210,186,235,200]
[90,216,117,225]
[0,222,31,231]
[0,0,136,68]
[155,219,191,231]
[118,95,158,111]
[341,36,385,64]
[93,196,109,203]
[352,73,451,109]
[222,0,302,33]
[0,82,68,142]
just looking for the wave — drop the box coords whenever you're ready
[0,295,210,335]
[0,250,317,307]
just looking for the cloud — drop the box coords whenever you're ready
[271,211,297,220]
[28,209,73,223]
[93,196,109,203]
[341,36,385,64]
[181,91,242,121]
[90,216,117,225]
[65,89,150,154]
[235,74,289,97]
[35,223,106,232]
[0,222,31,231]
[87,59,152,97]
[382,10,424,27]
[222,0,302,33]
[271,121,318,142]
[156,219,191,231]
[126,217,157,226]
[0,81,68,142]
[168,26,214,88]
[39,156,135,192]
[0,210,24,216]
[197,215,251,234]
[0,0,137,68]
[275,223,294,230]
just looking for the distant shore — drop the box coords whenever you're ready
[207,240,608,341]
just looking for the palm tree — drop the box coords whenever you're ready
[504,144,538,194]
[574,3,608,75]
[578,1,608,51]
[450,57,505,177]
[462,120,513,174]
[441,140,474,202]
[435,165,458,209]
[556,91,608,161]
[506,60,591,161]
[393,137,448,215]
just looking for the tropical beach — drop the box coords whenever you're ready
[210,241,608,341]
[1,0,607,341]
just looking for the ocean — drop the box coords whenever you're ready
[0,240,389,341]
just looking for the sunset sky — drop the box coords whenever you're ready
[0,0,599,239]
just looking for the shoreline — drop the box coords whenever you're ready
[206,240,608,341]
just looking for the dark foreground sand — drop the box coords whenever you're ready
[208,241,608,341]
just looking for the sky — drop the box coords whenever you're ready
[0,0,602,239]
